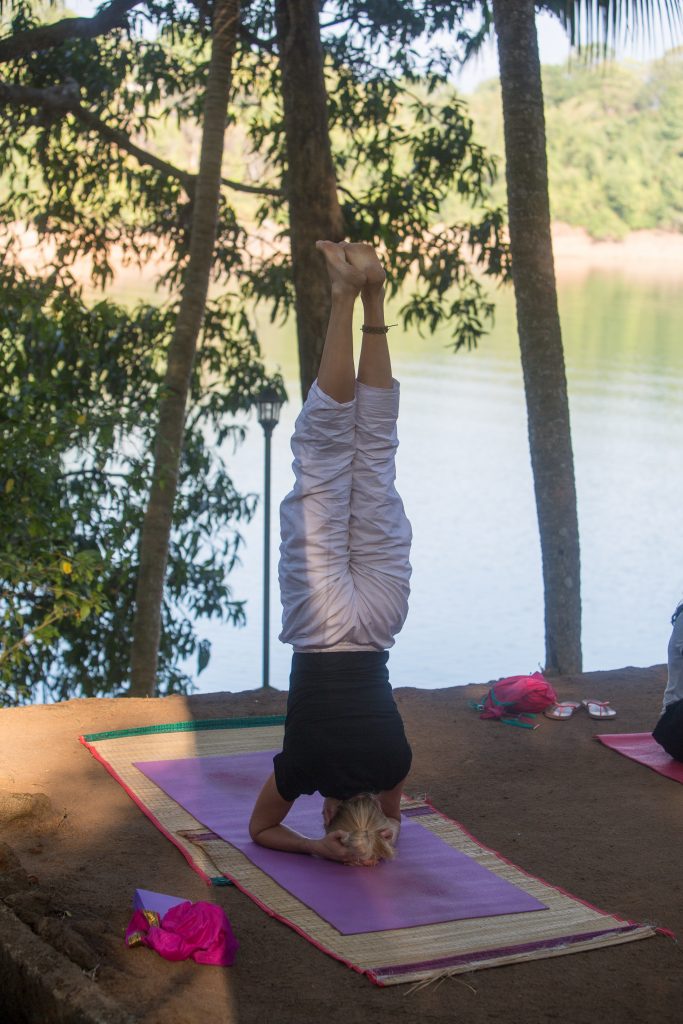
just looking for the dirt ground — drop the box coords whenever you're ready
[1,665,682,1024]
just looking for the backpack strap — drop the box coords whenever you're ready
[488,689,518,709]
[500,714,539,730]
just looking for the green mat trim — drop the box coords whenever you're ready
[82,715,286,743]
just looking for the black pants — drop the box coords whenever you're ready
[653,698,683,762]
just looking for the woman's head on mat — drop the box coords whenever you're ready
[323,793,397,866]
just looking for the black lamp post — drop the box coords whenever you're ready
[255,385,284,688]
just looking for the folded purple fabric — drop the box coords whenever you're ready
[596,732,683,783]
[135,750,546,935]
[134,888,187,918]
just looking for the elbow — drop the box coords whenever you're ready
[248,815,262,845]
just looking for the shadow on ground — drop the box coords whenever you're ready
[1,665,682,1024]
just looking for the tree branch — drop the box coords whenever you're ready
[239,25,277,51]
[0,81,280,198]
[319,17,352,30]
[0,0,143,65]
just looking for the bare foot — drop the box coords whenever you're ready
[316,240,366,297]
[340,242,386,297]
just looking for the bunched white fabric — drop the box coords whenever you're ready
[279,378,412,652]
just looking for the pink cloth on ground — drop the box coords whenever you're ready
[125,901,238,965]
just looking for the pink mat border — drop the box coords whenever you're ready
[79,733,667,985]
[79,736,214,885]
[79,734,367,979]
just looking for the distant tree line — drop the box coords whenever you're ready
[464,49,683,239]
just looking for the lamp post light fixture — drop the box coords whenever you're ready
[255,385,284,688]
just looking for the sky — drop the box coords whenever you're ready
[62,4,677,94]
[452,8,677,91]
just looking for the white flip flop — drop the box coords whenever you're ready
[582,699,617,719]
[544,701,582,721]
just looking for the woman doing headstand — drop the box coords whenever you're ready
[249,241,412,866]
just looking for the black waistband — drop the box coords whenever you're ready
[290,650,389,691]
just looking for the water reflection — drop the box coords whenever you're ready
[192,274,683,692]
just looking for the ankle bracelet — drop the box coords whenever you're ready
[361,324,397,335]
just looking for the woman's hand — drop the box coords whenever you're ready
[382,816,401,847]
[249,778,354,861]
[310,829,356,863]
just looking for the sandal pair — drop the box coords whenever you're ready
[544,699,617,721]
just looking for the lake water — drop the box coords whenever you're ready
[188,273,683,693]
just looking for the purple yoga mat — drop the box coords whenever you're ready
[596,732,683,784]
[135,751,546,934]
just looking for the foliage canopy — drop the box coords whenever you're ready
[464,49,683,239]
[0,261,274,703]
[0,0,508,703]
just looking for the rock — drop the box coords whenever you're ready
[4,889,56,927]
[0,903,134,1024]
[35,917,101,973]
[0,790,53,825]
[0,841,30,897]
[0,841,23,874]
[6,887,106,972]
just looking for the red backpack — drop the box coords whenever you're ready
[473,673,557,729]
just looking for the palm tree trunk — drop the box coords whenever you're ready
[492,0,582,674]
[274,0,345,399]
[129,0,240,696]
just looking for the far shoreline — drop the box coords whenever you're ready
[6,222,683,295]
[551,223,683,281]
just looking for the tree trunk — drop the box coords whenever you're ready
[491,0,582,674]
[129,0,240,696]
[275,0,345,399]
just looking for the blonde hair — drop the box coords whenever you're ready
[326,793,395,866]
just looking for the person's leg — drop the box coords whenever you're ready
[315,241,365,403]
[662,606,683,713]
[653,698,683,762]
[279,242,368,649]
[341,245,413,650]
[653,607,683,761]
[354,247,392,391]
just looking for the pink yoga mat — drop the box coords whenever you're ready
[135,750,547,935]
[596,732,683,783]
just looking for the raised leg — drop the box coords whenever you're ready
[341,246,413,649]
[279,242,367,650]
[315,240,364,403]
[351,243,393,391]
[349,383,412,649]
